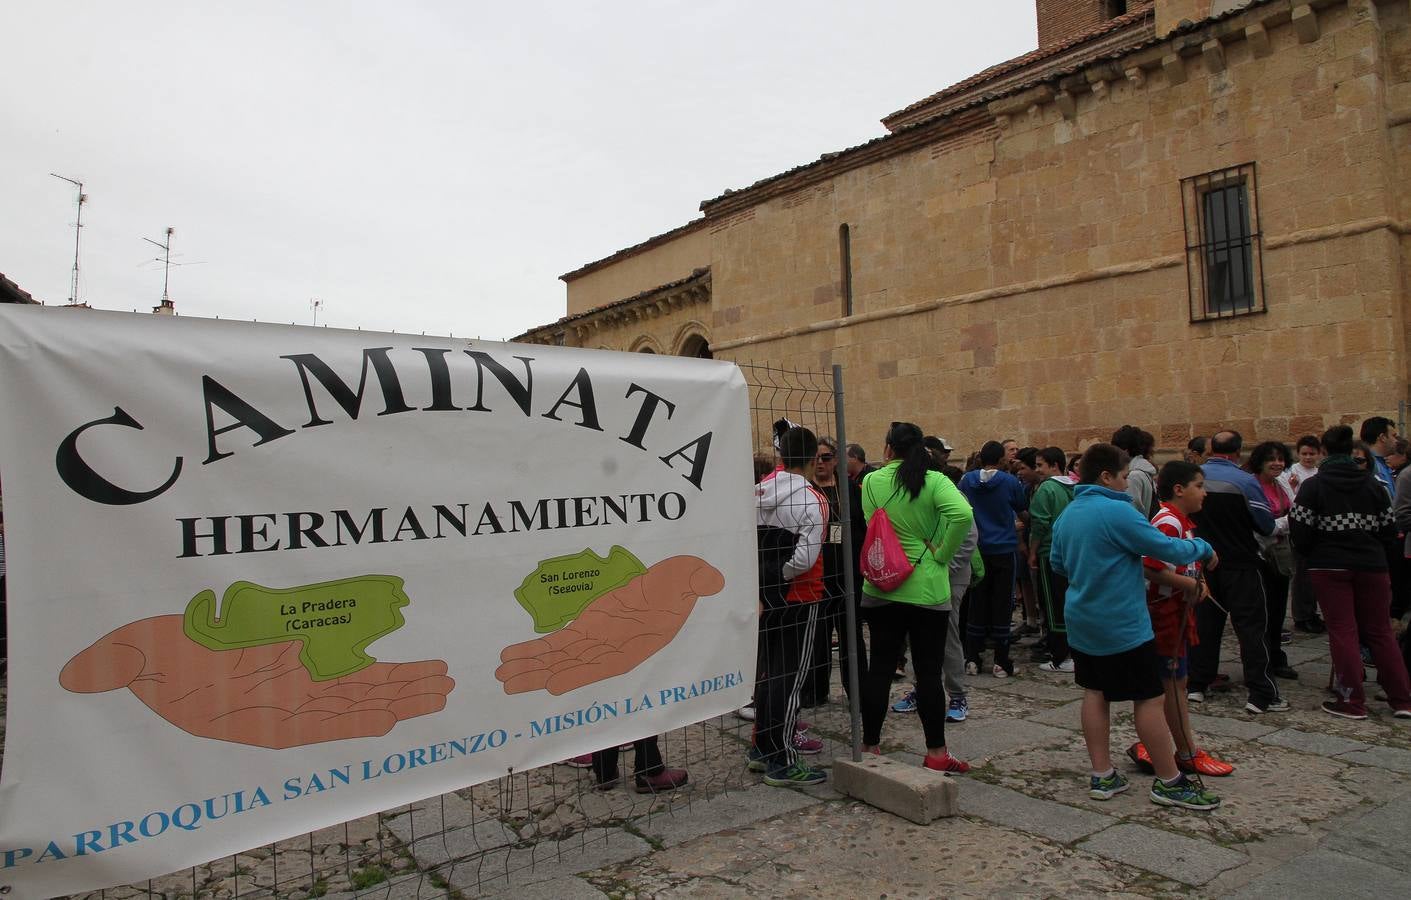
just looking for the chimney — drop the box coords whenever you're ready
[153,298,176,316]
[1036,1,1155,48]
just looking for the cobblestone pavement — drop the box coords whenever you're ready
[6,625,1411,898]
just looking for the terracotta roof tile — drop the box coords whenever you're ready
[881,5,1155,129]
[516,268,711,341]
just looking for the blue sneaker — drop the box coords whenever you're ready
[763,760,826,787]
[1089,770,1130,801]
[946,696,968,723]
[892,690,918,713]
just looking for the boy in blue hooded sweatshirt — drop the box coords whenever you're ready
[1050,443,1223,811]
[959,440,1028,678]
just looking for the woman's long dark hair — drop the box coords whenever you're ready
[885,422,931,500]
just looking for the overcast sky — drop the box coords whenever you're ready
[2,1,1037,341]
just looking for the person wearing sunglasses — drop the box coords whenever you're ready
[801,438,864,723]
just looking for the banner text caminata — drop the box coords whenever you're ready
[0,307,756,898]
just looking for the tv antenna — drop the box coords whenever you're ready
[142,227,177,310]
[310,298,324,326]
[50,173,86,305]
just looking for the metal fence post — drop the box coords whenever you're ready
[832,364,863,763]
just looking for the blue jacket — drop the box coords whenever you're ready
[1192,457,1275,568]
[958,468,1027,553]
[1050,484,1213,656]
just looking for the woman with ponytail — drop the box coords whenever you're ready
[859,422,976,772]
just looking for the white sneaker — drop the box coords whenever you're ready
[992,664,1010,679]
[737,704,756,721]
[1187,691,1205,704]
[1037,659,1074,674]
[965,661,979,676]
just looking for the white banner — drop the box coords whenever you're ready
[0,306,756,898]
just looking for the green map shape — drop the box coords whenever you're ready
[514,546,646,633]
[183,575,409,681]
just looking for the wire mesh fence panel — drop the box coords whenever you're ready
[45,361,861,900]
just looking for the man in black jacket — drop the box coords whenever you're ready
[1188,431,1285,713]
[1290,425,1411,720]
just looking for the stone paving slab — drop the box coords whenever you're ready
[984,677,1083,702]
[1078,822,1247,885]
[1321,795,1411,873]
[947,716,1072,760]
[1229,848,1409,899]
[1188,712,1279,741]
[1259,727,1371,757]
[469,827,652,895]
[635,782,821,848]
[1028,698,1085,729]
[1335,744,1411,774]
[1280,642,1330,666]
[958,777,1116,843]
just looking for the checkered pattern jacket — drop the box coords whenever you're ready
[1289,457,1395,571]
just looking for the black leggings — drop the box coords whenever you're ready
[862,604,949,748]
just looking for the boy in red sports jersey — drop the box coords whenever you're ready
[1128,460,1235,778]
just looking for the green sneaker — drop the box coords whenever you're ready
[763,760,826,787]
[1150,775,1221,811]
[1089,770,1130,800]
[746,746,768,773]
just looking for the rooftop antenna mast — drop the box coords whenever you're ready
[143,227,176,312]
[50,173,86,305]
[310,297,324,326]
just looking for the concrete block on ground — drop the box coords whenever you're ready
[958,778,1115,843]
[1258,727,1371,757]
[1079,822,1246,886]
[1230,848,1407,899]
[833,756,959,825]
[635,782,820,848]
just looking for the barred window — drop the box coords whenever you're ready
[1181,163,1265,322]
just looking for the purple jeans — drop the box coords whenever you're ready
[1310,569,1411,714]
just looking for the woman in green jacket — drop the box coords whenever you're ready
[860,422,975,773]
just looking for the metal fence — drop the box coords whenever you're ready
[16,361,863,899]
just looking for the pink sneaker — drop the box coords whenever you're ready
[793,733,825,755]
[563,754,594,768]
[922,752,970,775]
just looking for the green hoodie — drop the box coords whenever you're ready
[860,462,975,607]
[1029,475,1076,558]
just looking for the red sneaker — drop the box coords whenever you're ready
[1178,749,1234,777]
[1125,742,1155,775]
[634,768,689,794]
[923,752,970,775]
[563,754,594,768]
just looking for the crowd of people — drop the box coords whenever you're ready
[746,416,1411,810]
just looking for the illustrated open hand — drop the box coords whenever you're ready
[495,556,725,696]
[60,615,454,749]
